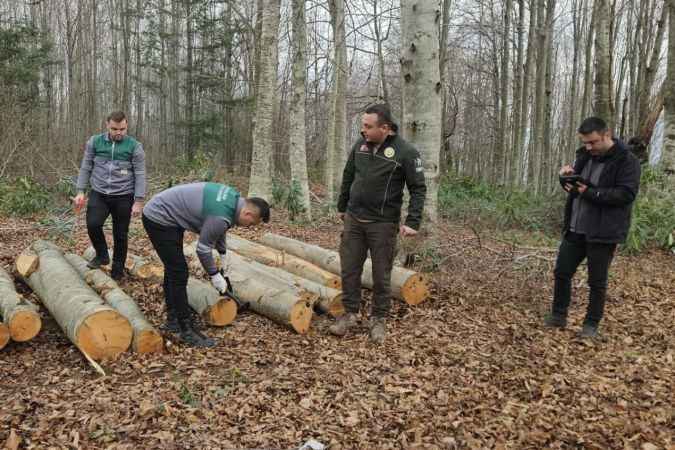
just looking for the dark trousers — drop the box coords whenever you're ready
[142,215,191,321]
[86,190,134,268]
[552,231,617,326]
[340,213,398,318]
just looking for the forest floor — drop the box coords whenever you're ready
[0,206,673,450]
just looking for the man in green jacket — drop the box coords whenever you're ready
[330,103,427,343]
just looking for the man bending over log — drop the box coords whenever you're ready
[143,182,270,347]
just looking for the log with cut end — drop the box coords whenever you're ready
[186,278,238,326]
[16,241,132,360]
[83,247,164,282]
[226,235,341,289]
[183,243,315,333]
[260,233,431,305]
[64,254,163,354]
[231,252,344,317]
[184,242,344,317]
[0,267,41,342]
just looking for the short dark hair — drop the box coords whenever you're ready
[247,197,271,223]
[107,111,127,123]
[578,117,608,135]
[364,103,399,132]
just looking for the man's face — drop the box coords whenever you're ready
[237,207,262,227]
[579,130,613,156]
[361,113,389,145]
[107,119,128,142]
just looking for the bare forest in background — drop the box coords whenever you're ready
[0,0,673,201]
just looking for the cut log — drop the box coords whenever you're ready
[183,242,315,333]
[0,267,41,342]
[183,243,344,317]
[83,247,164,282]
[64,254,163,354]
[226,234,341,289]
[0,323,9,350]
[17,241,132,361]
[260,233,431,305]
[186,278,238,326]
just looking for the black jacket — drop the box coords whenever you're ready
[337,134,427,230]
[562,139,641,243]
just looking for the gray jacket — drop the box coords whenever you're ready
[76,133,146,199]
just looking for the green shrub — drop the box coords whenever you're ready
[624,167,675,253]
[438,175,563,233]
[285,179,306,221]
[0,176,51,215]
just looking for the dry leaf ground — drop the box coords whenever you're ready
[0,211,673,450]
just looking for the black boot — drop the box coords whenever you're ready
[87,254,110,269]
[111,262,125,281]
[160,310,179,334]
[178,318,216,348]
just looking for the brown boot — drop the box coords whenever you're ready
[329,313,358,336]
[369,318,386,344]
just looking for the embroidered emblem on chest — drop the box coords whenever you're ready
[384,147,395,158]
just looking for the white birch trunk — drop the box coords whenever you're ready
[400,0,442,221]
[248,0,280,201]
[290,0,311,219]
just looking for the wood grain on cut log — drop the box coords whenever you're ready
[83,247,164,282]
[0,322,9,350]
[260,233,431,305]
[65,254,163,354]
[183,242,315,333]
[186,278,237,326]
[226,234,341,289]
[0,266,41,342]
[17,241,132,361]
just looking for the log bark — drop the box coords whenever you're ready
[0,267,41,342]
[183,242,315,333]
[226,234,341,289]
[186,278,238,327]
[17,241,132,361]
[64,253,163,354]
[0,323,9,350]
[83,247,164,282]
[260,233,431,305]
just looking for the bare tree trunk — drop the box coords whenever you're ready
[185,0,194,160]
[373,0,389,103]
[401,0,442,221]
[248,0,280,201]
[511,0,525,185]
[664,0,675,183]
[289,0,311,219]
[497,0,513,185]
[531,0,546,193]
[326,0,348,203]
[581,0,595,120]
[639,2,667,139]
[593,0,614,123]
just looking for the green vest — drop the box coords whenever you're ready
[92,134,137,161]
[202,183,240,224]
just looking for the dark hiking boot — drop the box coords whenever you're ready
[369,318,386,344]
[111,262,125,281]
[178,319,215,348]
[544,313,567,329]
[579,322,599,339]
[160,311,179,334]
[87,254,110,269]
[329,313,358,336]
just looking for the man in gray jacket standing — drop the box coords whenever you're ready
[74,111,146,280]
